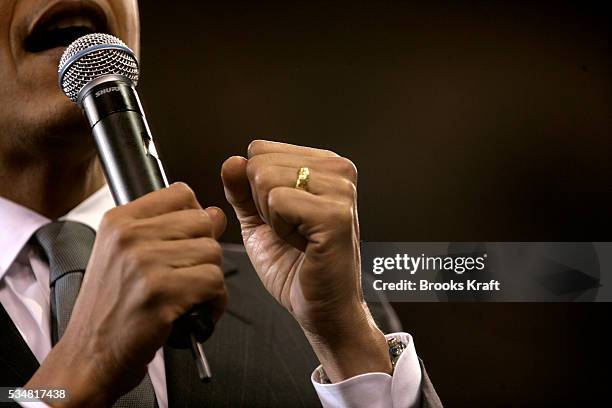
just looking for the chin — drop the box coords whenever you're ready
[17,93,93,155]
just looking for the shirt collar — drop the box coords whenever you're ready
[58,185,115,232]
[0,185,114,280]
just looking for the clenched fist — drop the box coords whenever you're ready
[221,140,391,382]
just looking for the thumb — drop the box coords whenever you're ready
[221,156,263,228]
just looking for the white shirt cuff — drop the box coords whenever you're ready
[311,332,422,408]
[17,402,50,408]
[14,388,51,408]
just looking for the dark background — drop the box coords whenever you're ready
[138,1,611,406]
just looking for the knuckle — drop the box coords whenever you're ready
[208,265,226,292]
[126,246,152,269]
[321,148,340,157]
[111,223,136,247]
[332,157,358,181]
[253,166,273,191]
[247,139,263,156]
[159,305,180,326]
[193,209,212,232]
[204,239,223,264]
[330,201,355,226]
[172,182,197,205]
[339,178,357,199]
[192,265,225,304]
[245,156,260,180]
[173,181,194,196]
[100,208,122,230]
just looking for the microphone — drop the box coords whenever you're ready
[58,33,213,381]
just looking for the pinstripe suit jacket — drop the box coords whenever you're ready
[0,245,442,407]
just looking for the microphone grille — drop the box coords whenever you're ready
[58,33,139,103]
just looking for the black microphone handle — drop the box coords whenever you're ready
[80,77,215,363]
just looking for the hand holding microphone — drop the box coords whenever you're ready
[56,33,219,382]
[26,185,227,406]
[23,34,223,403]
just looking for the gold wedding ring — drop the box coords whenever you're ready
[295,167,310,191]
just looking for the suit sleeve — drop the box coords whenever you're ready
[419,359,444,408]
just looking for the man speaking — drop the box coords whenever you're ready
[0,1,441,407]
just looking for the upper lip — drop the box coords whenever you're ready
[24,0,113,51]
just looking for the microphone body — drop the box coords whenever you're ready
[81,76,167,205]
[58,34,214,381]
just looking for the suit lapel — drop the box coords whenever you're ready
[0,304,39,385]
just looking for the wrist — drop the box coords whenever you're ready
[24,338,113,407]
[302,301,392,382]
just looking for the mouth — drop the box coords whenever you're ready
[24,1,111,54]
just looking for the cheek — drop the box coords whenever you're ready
[0,1,16,32]
[0,32,14,92]
[111,0,140,54]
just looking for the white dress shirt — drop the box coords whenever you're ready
[0,186,422,407]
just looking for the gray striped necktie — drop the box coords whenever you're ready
[35,221,158,408]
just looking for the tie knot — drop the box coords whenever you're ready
[34,221,96,285]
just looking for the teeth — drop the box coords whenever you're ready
[48,16,96,31]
